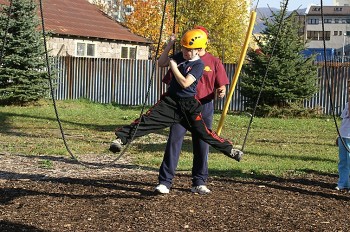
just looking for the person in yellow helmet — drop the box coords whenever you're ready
[109,30,243,186]
[157,26,230,195]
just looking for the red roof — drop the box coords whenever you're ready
[0,0,150,44]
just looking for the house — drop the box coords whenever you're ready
[333,0,350,6]
[0,0,152,59]
[291,9,307,42]
[86,0,127,22]
[304,2,350,61]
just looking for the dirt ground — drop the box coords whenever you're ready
[0,152,349,232]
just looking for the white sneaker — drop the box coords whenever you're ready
[335,186,348,191]
[229,148,243,162]
[109,138,123,153]
[191,185,211,194]
[155,184,170,194]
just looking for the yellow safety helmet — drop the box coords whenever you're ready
[180,29,207,49]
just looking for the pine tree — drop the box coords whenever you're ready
[241,6,318,115]
[0,0,48,105]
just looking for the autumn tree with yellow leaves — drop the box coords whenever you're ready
[123,0,250,63]
[176,0,250,63]
[122,0,174,58]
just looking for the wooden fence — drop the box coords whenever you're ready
[51,56,350,115]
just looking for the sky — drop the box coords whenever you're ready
[253,0,333,10]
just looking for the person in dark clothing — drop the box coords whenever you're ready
[156,26,230,194]
[109,30,243,188]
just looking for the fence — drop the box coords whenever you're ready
[52,56,350,115]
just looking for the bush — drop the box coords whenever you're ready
[246,102,323,118]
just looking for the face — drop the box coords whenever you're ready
[181,47,199,60]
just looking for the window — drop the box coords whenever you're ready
[335,19,340,23]
[334,31,339,36]
[307,31,318,40]
[125,5,134,15]
[334,7,343,11]
[324,19,332,23]
[308,19,319,24]
[76,42,96,57]
[121,46,137,59]
[307,31,330,40]
[77,43,85,56]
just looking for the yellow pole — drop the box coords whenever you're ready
[216,11,257,135]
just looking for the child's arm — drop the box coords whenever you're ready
[158,34,176,67]
[169,59,195,88]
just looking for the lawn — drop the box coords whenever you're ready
[0,99,340,177]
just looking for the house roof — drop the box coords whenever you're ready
[0,0,151,44]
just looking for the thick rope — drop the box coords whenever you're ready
[38,0,169,168]
[241,0,290,151]
[319,0,350,152]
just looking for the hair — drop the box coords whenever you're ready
[194,25,209,37]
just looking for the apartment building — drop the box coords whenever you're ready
[305,5,350,58]
[333,0,350,6]
[303,0,350,60]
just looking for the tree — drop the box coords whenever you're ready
[122,0,249,63]
[0,0,48,105]
[122,0,174,58]
[240,6,318,115]
[176,0,249,63]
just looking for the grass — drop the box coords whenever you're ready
[0,99,340,178]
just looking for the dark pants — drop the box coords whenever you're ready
[158,101,213,188]
[115,95,233,164]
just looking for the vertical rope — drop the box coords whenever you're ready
[241,0,290,152]
[172,0,177,53]
[38,0,170,168]
[319,0,350,152]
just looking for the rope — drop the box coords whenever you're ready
[172,0,177,53]
[38,0,169,168]
[319,0,350,152]
[241,0,290,152]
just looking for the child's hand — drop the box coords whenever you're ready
[169,59,177,70]
[216,87,226,98]
[169,34,176,42]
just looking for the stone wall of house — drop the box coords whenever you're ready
[47,37,149,59]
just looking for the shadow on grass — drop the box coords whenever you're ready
[0,111,122,133]
[2,153,159,172]
[246,150,335,162]
[0,111,172,140]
